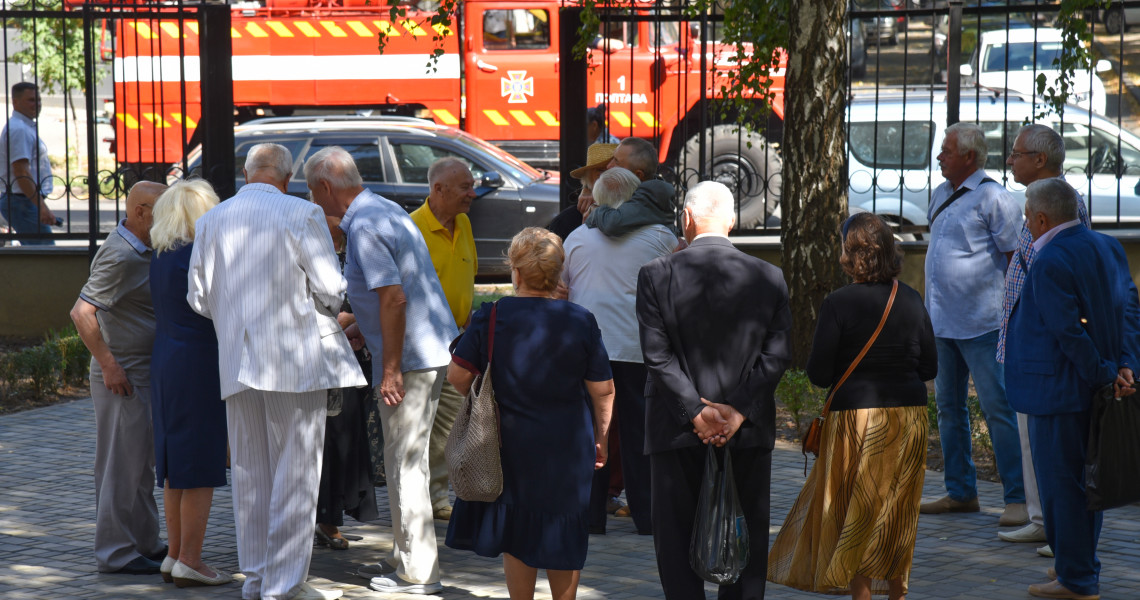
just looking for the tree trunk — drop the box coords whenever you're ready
[780,2,849,368]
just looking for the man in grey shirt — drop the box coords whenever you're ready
[70,181,168,574]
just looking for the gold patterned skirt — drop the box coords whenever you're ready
[767,406,928,596]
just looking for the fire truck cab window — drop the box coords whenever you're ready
[483,9,550,50]
[391,142,482,184]
[305,139,385,183]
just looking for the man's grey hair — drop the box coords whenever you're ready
[618,137,659,178]
[427,156,471,186]
[304,146,363,190]
[946,122,989,170]
[1025,178,1079,223]
[1018,123,1065,172]
[245,143,294,181]
[593,167,640,208]
[684,181,735,222]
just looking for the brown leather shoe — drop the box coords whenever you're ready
[1027,580,1099,599]
[1047,567,1057,581]
[999,502,1030,526]
[919,495,980,514]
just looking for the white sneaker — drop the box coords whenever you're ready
[998,522,1047,543]
[369,573,442,595]
[1037,544,1055,558]
[290,582,343,600]
[356,561,397,579]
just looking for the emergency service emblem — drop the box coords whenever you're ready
[501,71,534,103]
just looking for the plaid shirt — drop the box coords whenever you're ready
[997,190,1090,362]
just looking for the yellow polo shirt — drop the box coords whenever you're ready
[411,202,477,328]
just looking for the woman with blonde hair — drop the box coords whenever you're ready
[149,179,231,587]
[768,213,936,600]
[445,227,615,600]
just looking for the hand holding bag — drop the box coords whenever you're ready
[445,302,504,502]
[690,444,750,584]
[802,279,898,459]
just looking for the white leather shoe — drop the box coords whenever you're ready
[998,522,1047,543]
[290,582,343,600]
[369,573,443,595]
[1038,544,1055,558]
[171,560,234,587]
[160,555,176,583]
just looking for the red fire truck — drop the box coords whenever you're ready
[100,0,786,225]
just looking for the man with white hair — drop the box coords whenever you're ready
[188,143,366,600]
[562,167,678,536]
[921,122,1027,528]
[303,146,456,596]
[1006,177,1136,600]
[635,181,791,599]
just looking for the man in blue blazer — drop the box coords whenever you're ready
[1006,178,1137,600]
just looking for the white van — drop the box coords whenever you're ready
[847,88,1140,229]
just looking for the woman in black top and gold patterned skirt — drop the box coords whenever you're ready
[768,213,937,600]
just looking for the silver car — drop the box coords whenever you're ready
[847,89,1140,228]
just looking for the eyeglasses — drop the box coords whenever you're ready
[1008,150,1040,160]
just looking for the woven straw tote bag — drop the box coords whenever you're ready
[445,302,503,502]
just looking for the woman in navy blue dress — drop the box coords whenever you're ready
[149,180,231,587]
[446,227,615,600]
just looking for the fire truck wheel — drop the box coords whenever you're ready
[676,125,782,229]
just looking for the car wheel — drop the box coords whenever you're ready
[675,125,782,229]
[1105,7,1124,35]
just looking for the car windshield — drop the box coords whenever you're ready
[450,130,546,182]
[982,41,1063,73]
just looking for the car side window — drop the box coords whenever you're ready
[1061,123,1140,176]
[303,138,385,183]
[391,142,484,183]
[979,121,1023,171]
[483,9,550,50]
[848,120,934,170]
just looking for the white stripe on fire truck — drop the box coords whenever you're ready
[113,55,461,83]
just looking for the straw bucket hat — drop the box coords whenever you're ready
[570,143,617,179]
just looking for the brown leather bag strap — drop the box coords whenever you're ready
[818,279,899,419]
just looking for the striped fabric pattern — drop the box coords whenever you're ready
[768,406,928,595]
[187,183,367,398]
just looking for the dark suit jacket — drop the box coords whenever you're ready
[635,235,792,453]
[1006,225,1137,415]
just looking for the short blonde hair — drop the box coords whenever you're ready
[150,179,219,254]
[508,227,564,293]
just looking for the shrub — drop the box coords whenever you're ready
[12,343,60,400]
[47,325,91,386]
[966,395,993,453]
[776,369,826,439]
[926,392,939,432]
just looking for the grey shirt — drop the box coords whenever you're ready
[79,220,155,378]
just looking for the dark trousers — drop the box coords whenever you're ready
[590,361,653,534]
[650,444,771,600]
[1029,411,1102,596]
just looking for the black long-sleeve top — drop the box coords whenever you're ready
[806,281,938,411]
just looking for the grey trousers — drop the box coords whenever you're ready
[428,379,463,509]
[91,364,163,572]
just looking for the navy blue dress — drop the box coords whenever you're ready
[150,242,227,489]
[445,297,612,570]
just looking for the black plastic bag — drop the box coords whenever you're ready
[1086,384,1140,511]
[689,445,750,584]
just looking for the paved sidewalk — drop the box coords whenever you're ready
[1,399,1138,599]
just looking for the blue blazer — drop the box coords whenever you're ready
[1006,225,1137,415]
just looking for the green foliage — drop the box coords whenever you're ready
[0,326,90,404]
[1034,0,1113,120]
[10,0,106,98]
[375,0,459,72]
[48,325,91,386]
[966,395,993,454]
[926,392,939,433]
[11,343,60,400]
[776,368,826,438]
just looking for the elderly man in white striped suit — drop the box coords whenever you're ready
[188,143,367,600]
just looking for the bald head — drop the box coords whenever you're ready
[126,181,167,246]
[244,143,294,190]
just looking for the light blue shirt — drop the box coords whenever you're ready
[341,190,457,379]
[0,111,53,194]
[924,169,1022,339]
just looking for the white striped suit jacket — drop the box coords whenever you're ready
[187,183,367,398]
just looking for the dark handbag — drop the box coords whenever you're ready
[445,302,504,502]
[689,445,750,584]
[803,279,898,460]
[1085,383,1140,511]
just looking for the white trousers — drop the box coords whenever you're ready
[91,368,163,571]
[226,389,326,600]
[1018,412,1044,526]
[428,379,464,509]
[379,367,444,585]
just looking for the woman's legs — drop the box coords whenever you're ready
[888,577,906,600]
[503,553,538,600]
[163,485,182,562]
[176,487,216,576]
[850,574,872,600]
[546,569,580,600]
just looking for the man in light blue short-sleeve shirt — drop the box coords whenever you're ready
[921,122,1027,528]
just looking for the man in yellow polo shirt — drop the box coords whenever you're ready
[412,156,478,520]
